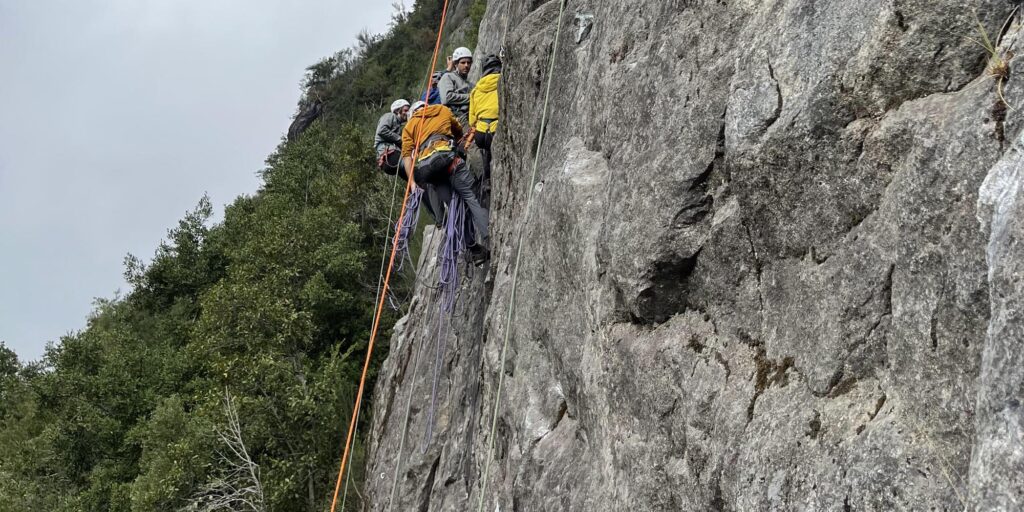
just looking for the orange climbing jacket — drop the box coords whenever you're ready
[401,104,464,161]
[403,104,466,184]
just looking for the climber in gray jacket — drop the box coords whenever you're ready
[375,99,410,176]
[438,46,474,129]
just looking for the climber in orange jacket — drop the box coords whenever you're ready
[403,102,489,261]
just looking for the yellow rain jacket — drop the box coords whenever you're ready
[469,73,500,134]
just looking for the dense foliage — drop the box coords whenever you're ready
[0,1,477,510]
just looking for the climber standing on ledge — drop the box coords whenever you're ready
[403,101,489,263]
[469,54,502,189]
[375,99,410,177]
[438,47,474,130]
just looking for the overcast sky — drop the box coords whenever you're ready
[0,0,395,361]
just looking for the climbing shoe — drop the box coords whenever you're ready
[470,246,490,266]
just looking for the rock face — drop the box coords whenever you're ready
[971,127,1024,509]
[365,0,1024,510]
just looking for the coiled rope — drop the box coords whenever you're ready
[422,191,469,447]
[395,187,424,273]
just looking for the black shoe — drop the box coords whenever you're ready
[470,247,490,265]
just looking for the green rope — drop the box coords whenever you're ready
[476,1,568,510]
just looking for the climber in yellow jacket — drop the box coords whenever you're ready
[469,55,501,186]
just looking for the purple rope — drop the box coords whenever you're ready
[394,187,423,273]
[422,191,472,447]
[438,193,468,314]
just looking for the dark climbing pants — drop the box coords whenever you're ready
[414,151,488,244]
[426,185,449,227]
[449,159,489,248]
[474,131,493,183]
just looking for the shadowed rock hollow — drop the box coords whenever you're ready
[363,0,1024,510]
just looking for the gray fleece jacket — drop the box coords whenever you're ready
[437,71,472,115]
[374,112,404,154]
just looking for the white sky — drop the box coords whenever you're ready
[0,0,395,361]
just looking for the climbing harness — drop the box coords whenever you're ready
[327,0,453,509]
[418,132,455,158]
[476,1,568,511]
[377,147,402,175]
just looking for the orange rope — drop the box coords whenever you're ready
[328,1,451,510]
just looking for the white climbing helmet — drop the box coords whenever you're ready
[409,100,426,116]
[390,98,410,113]
[452,46,473,63]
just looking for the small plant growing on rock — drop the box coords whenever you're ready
[968,9,1019,111]
[964,8,1020,143]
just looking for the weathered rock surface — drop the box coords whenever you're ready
[971,125,1024,510]
[366,1,1024,510]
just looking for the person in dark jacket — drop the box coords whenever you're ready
[422,57,454,105]
[375,99,410,176]
[422,71,444,105]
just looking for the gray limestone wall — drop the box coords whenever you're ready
[365,1,1024,510]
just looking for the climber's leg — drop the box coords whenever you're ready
[449,159,489,251]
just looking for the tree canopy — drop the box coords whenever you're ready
[0,1,477,510]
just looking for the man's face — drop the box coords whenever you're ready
[399,106,410,120]
[457,58,472,76]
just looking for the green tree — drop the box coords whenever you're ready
[0,0,482,509]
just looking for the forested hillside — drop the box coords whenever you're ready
[0,2,477,510]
